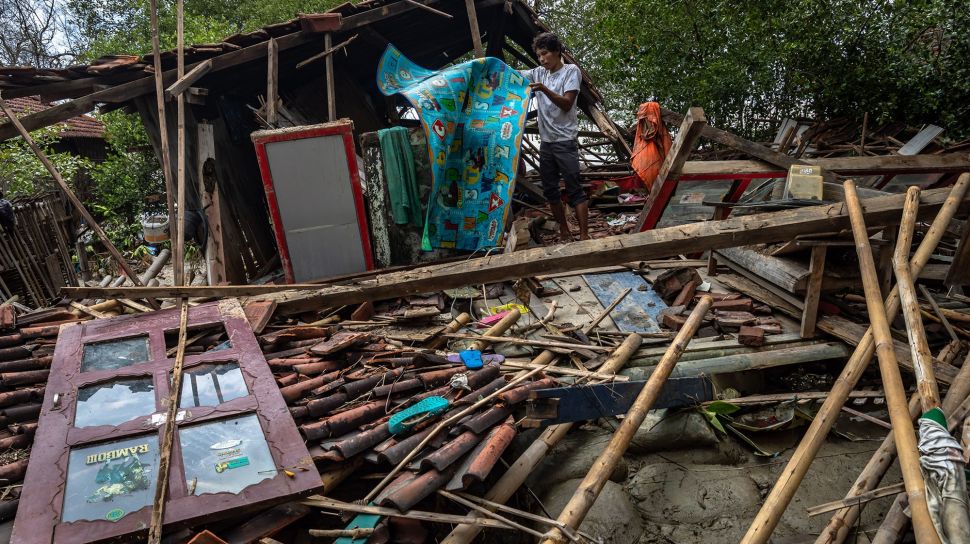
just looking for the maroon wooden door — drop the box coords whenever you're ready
[12,299,319,543]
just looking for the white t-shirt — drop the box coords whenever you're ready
[526,64,581,143]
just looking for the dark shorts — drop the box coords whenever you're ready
[539,140,586,207]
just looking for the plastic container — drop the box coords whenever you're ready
[141,214,170,243]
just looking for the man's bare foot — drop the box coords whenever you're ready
[558,230,575,243]
[579,233,591,241]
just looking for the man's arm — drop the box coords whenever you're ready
[530,85,577,112]
[530,65,580,112]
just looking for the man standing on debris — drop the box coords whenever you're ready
[524,32,589,241]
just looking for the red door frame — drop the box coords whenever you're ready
[252,121,374,283]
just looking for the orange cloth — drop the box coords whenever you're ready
[631,102,672,191]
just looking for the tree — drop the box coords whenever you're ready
[0,0,74,67]
[539,0,970,140]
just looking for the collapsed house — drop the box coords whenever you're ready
[1,0,970,542]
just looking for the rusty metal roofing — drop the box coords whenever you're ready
[0,96,104,138]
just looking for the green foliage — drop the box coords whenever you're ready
[699,400,740,434]
[67,0,344,61]
[87,111,166,250]
[542,0,970,140]
[0,124,92,196]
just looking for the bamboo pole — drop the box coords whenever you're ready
[539,297,713,544]
[894,187,941,410]
[741,172,970,544]
[470,309,520,351]
[148,3,187,540]
[440,332,643,544]
[173,0,186,287]
[817,350,970,544]
[147,298,189,543]
[426,312,472,350]
[920,285,960,344]
[581,287,630,334]
[843,179,939,544]
[147,0,179,255]
[0,97,145,287]
[872,386,970,544]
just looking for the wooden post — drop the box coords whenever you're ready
[842,179,939,544]
[800,245,826,338]
[173,0,186,287]
[75,239,91,282]
[266,38,278,126]
[441,333,643,544]
[539,298,713,544]
[324,33,336,121]
[740,173,970,544]
[0,97,144,287]
[636,107,707,232]
[197,123,226,285]
[147,0,179,255]
[464,0,485,58]
[894,187,941,410]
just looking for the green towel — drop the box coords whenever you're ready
[378,126,423,226]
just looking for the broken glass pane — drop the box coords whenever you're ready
[165,323,232,355]
[81,336,150,373]
[179,363,248,408]
[62,435,159,523]
[179,414,275,496]
[75,378,155,428]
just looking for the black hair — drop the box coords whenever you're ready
[532,32,563,54]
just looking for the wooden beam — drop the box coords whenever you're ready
[325,32,336,121]
[197,123,226,284]
[60,187,968,310]
[636,107,707,231]
[164,58,212,100]
[0,97,145,287]
[662,108,837,184]
[464,0,485,57]
[945,213,970,287]
[266,39,278,126]
[295,34,358,70]
[404,0,453,18]
[680,152,970,179]
[799,245,826,338]
[0,0,474,143]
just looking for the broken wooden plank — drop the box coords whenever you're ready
[636,106,708,231]
[679,152,970,179]
[61,187,970,312]
[800,245,826,338]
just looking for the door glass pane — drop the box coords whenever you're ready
[76,378,155,428]
[179,363,248,408]
[179,414,275,496]
[62,435,159,523]
[81,336,150,373]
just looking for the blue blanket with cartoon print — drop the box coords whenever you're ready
[376,45,530,251]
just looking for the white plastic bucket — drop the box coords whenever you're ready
[142,214,170,243]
